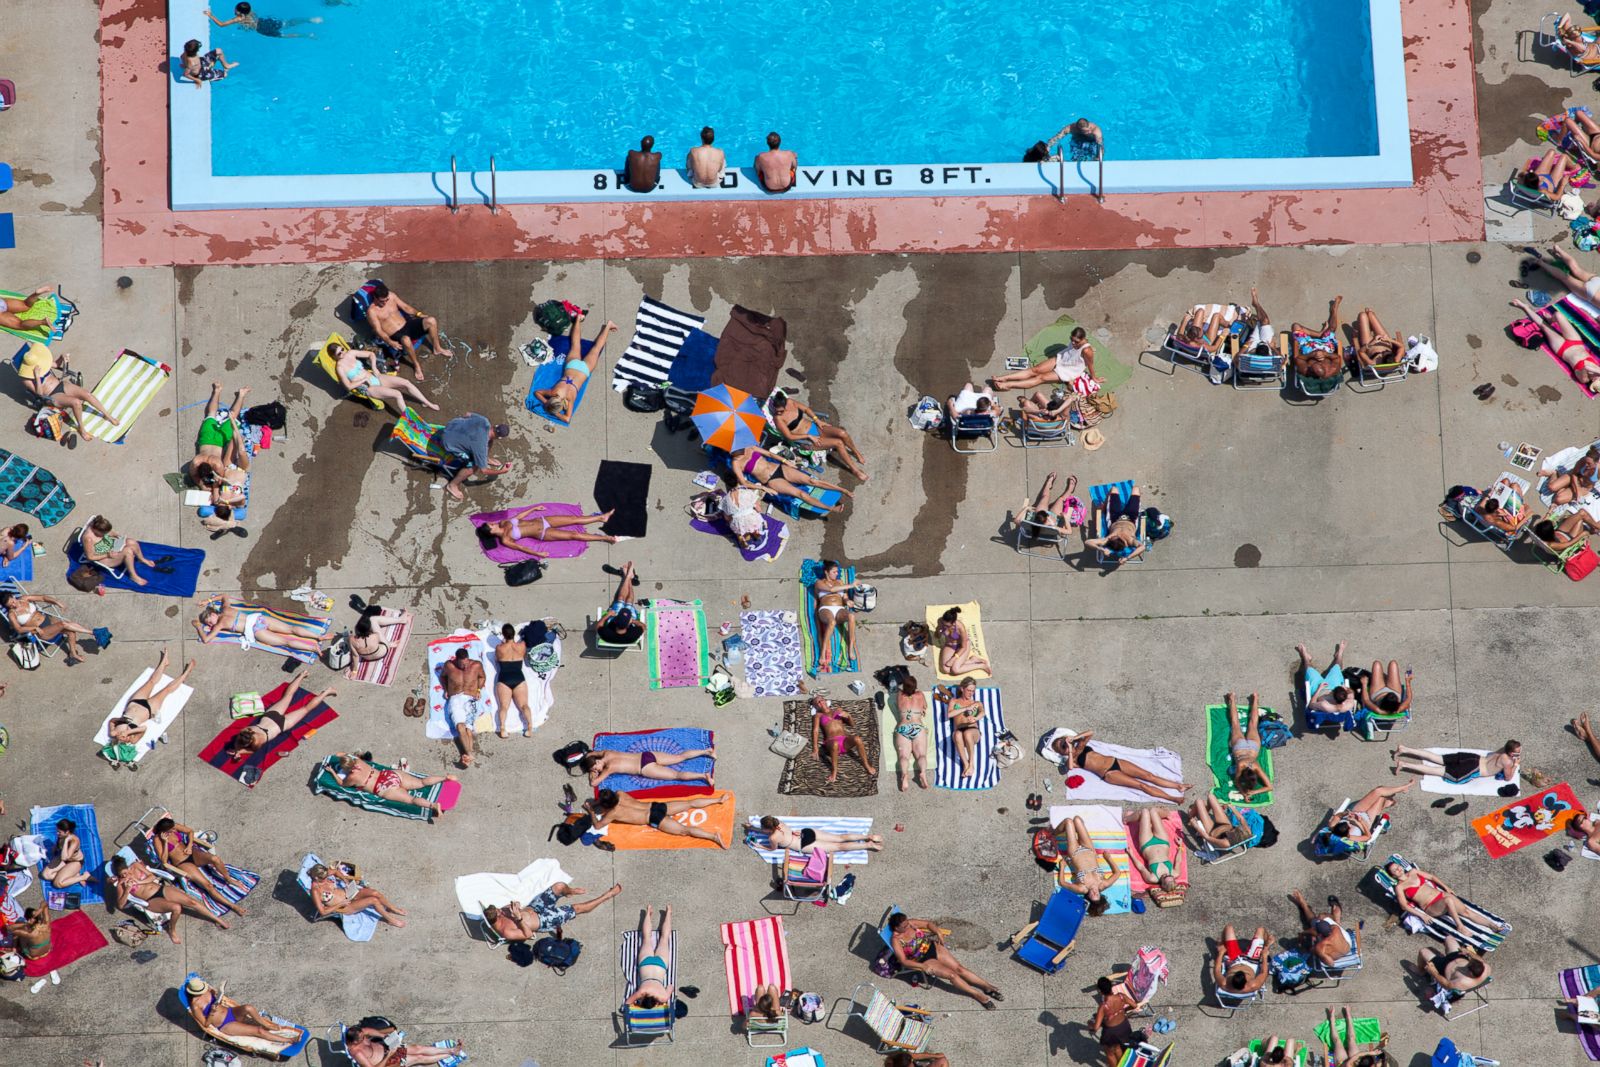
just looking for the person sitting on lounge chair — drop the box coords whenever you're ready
[1570,810,1600,853]
[810,694,877,783]
[585,789,730,847]
[1382,860,1510,933]
[16,343,119,440]
[1325,783,1412,844]
[111,854,229,942]
[1289,889,1356,967]
[436,412,513,502]
[1471,494,1524,535]
[889,912,1004,1009]
[476,505,620,560]
[360,281,445,379]
[1213,924,1273,998]
[1255,1038,1302,1065]
[1298,641,1361,724]
[1127,806,1181,895]
[184,976,301,1044]
[582,746,716,787]
[195,596,325,657]
[1017,472,1078,536]
[1391,740,1519,784]
[1224,693,1274,801]
[1323,1005,1388,1067]
[768,391,868,481]
[1085,482,1147,563]
[1051,729,1191,800]
[41,819,94,890]
[329,341,437,415]
[934,606,990,677]
[946,382,997,424]
[813,559,861,668]
[0,590,91,664]
[731,445,851,515]
[1351,307,1405,369]
[0,286,57,332]
[330,753,455,818]
[597,561,646,645]
[1355,660,1413,717]
[79,515,156,587]
[307,861,407,927]
[344,1017,463,1067]
[1186,795,1271,851]
[0,523,30,564]
[1559,13,1600,64]
[1412,936,1490,996]
[1554,105,1600,158]
[151,816,250,915]
[1290,296,1345,380]
[990,328,1101,395]
[625,905,676,1010]
[1175,303,1236,355]
[1053,814,1116,917]
[1016,387,1075,431]
[481,881,621,941]
[757,816,883,854]
[1535,508,1600,547]
[1537,444,1600,505]
[225,671,337,759]
[1519,149,1579,200]
[530,313,618,425]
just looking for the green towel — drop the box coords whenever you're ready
[1024,314,1133,393]
[0,290,59,345]
[312,757,440,822]
[1247,1039,1307,1067]
[1205,704,1275,807]
[1313,1016,1382,1051]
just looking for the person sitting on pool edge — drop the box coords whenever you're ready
[585,789,730,847]
[435,411,513,502]
[625,135,662,194]
[756,132,797,193]
[688,126,725,188]
[180,39,237,89]
[482,881,622,942]
[205,3,320,39]
[362,281,445,380]
[531,313,618,425]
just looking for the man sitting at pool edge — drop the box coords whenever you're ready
[688,126,725,188]
[756,132,797,193]
[625,135,661,194]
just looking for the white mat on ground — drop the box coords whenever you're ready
[1038,729,1185,803]
[1414,748,1522,796]
[744,816,875,866]
[454,857,571,919]
[484,626,560,734]
[94,667,193,762]
[425,631,501,739]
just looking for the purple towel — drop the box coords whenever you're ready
[1560,966,1600,1059]
[689,513,787,562]
[469,504,590,562]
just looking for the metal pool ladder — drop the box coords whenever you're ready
[446,155,499,214]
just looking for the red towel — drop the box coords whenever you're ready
[197,684,338,787]
[23,910,109,976]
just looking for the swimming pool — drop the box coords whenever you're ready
[169,0,1411,209]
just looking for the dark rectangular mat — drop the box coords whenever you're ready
[594,460,652,538]
[778,698,879,798]
[711,306,786,399]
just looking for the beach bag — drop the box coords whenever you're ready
[769,728,807,759]
[1406,334,1439,373]
[909,396,943,432]
[1145,509,1173,542]
[1509,317,1544,349]
[1567,543,1600,581]
[549,812,593,846]
[1087,391,1118,416]
[201,1048,241,1067]
[532,933,582,973]
[1031,827,1060,866]
[522,337,553,365]
[230,692,264,719]
[111,919,153,947]
[242,402,286,430]
[0,949,23,979]
[1257,716,1292,750]
[552,740,590,773]
[505,559,544,586]
[870,947,900,979]
[534,300,575,335]
[623,382,666,413]
[795,992,824,1023]
[24,408,64,443]
[67,564,104,592]
[8,642,39,671]
[992,737,1024,768]
[1269,950,1311,993]
[849,584,878,612]
[323,633,353,671]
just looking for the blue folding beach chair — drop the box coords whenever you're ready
[1009,888,1087,974]
[1089,480,1148,565]
[947,410,997,453]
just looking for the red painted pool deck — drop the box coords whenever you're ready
[102,0,1483,267]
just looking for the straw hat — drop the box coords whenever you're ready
[184,976,208,995]
[1081,428,1106,451]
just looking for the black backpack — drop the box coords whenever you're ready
[243,402,286,430]
[623,382,666,413]
[532,934,582,973]
[552,740,589,772]
[505,559,544,586]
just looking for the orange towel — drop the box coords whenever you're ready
[603,790,737,851]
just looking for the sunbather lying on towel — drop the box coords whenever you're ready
[1351,307,1406,369]
[757,816,883,854]
[442,646,486,768]
[934,606,990,677]
[1254,1039,1301,1065]
[1522,245,1600,318]
[1226,693,1273,801]
[1186,795,1269,851]
[185,976,301,1044]
[344,1017,464,1067]
[0,285,56,332]
[1391,741,1519,784]
[1410,936,1490,996]
[768,391,869,481]
[1511,296,1600,390]
[80,515,158,586]
[329,341,437,415]
[0,523,30,564]
[990,327,1100,394]
[530,313,617,424]
[1520,149,1580,200]
[225,671,337,760]
[936,678,986,778]
[1018,472,1079,535]
[1053,814,1116,917]
[809,694,877,783]
[16,343,119,440]
[626,905,675,1010]
[41,818,94,890]
[1289,889,1356,967]
[1051,730,1192,800]
[1326,783,1412,843]
[813,560,861,668]
[583,747,716,787]
[490,623,534,739]
[598,561,646,644]
[0,590,92,664]
[1568,810,1600,853]
[1290,296,1345,380]
[308,861,407,927]
[476,505,620,559]
[1571,712,1600,767]
[1213,924,1273,997]
[731,445,851,516]
[331,754,456,818]
[586,789,730,847]
[1381,861,1510,934]
[482,882,622,942]
[1323,1005,1387,1067]
[195,596,326,657]
[889,911,1004,1009]
[1128,807,1181,895]
[111,854,229,942]
[152,816,250,915]
[187,382,252,487]
[1535,508,1600,547]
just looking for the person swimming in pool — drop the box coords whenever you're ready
[531,313,617,424]
[206,3,320,38]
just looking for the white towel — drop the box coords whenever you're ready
[425,631,501,739]
[484,626,561,734]
[1050,740,1185,803]
[1413,748,1522,796]
[454,857,571,919]
[1047,804,1124,835]
[744,816,875,865]
[94,668,192,761]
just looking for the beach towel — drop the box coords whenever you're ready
[1046,805,1132,914]
[29,804,106,906]
[613,296,705,392]
[800,560,857,676]
[346,608,412,687]
[127,833,260,918]
[199,597,331,662]
[690,510,788,561]
[22,909,108,977]
[667,326,719,392]
[879,700,939,781]
[744,816,876,866]
[1472,781,1579,857]
[1539,298,1600,398]
[1313,1017,1384,1054]
[722,915,792,1016]
[0,448,73,527]
[1371,854,1509,951]
[525,335,595,425]
[925,601,992,680]
[602,790,736,851]
[94,667,192,764]
[1038,731,1186,803]
[1413,748,1523,796]
[311,755,459,822]
[67,538,203,597]
[425,631,501,739]
[622,927,679,1011]
[1026,314,1132,392]
[0,289,70,346]
[593,459,652,537]
[298,853,379,942]
[1206,704,1276,807]
[932,686,1007,791]
[740,609,804,696]
[454,857,570,919]
[199,683,338,787]
[470,503,591,562]
[591,727,714,798]
[76,349,171,443]
[646,600,710,690]
[1124,809,1190,899]
[771,485,843,517]
[485,625,560,734]
[778,699,880,798]
[0,544,33,582]
[1559,965,1600,1060]
[712,306,787,398]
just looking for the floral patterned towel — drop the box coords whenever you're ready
[739,610,803,697]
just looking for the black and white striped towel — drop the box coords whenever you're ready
[620,928,679,995]
[612,297,705,392]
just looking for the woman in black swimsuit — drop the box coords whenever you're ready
[767,391,869,481]
[108,649,197,747]
[1051,730,1192,800]
[493,623,535,740]
[224,669,336,758]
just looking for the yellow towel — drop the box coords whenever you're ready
[925,601,992,680]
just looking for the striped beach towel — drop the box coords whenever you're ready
[1047,805,1132,914]
[348,609,412,687]
[744,816,876,865]
[1559,965,1600,1059]
[129,826,258,918]
[77,349,171,443]
[612,296,704,392]
[722,915,791,1016]
[932,686,1007,790]
[199,597,331,662]
[622,927,679,995]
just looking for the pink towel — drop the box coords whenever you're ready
[1125,810,1189,892]
[722,916,791,1016]
[469,504,590,563]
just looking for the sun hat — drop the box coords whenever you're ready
[184,976,208,995]
[1081,428,1106,451]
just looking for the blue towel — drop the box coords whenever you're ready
[1089,479,1134,507]
[773,487,842,518]
[29,803,106,905]
[592,727,714,793]
[0,546,34,582]
[297,853,379,942]
[67,539,204,597]
[525,337,593,425]
[668,328,719,392]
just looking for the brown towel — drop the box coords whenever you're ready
[712,305,787,398]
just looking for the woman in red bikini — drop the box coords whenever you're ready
[1384,861,1509,934]
[332,753,455,818]
[1511,297,1600,388]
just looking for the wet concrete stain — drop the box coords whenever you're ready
[1501,374,1519,387]
[1234,544,1262,569]
[1466,334,1482,350]
[1022,248,1250,316]
[1473,0,1569,159]
[1535,384,1563,404]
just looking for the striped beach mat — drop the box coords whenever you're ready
[744,816,876,865]
[722,915,790,1017]
[621,927,679,996]
[932,686,1007,790]
[78,349,171,443]
[611,296,704,392]
[0,448,73,527]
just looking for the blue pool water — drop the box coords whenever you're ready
[206,0,1379,177]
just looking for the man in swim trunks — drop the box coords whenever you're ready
[1213,923,1273,999]
[586,789,729,847]
[1290,295,1345,380]
[180,39,237,88]
[0,285,57,333]
[757,816,884,854]
[481,882,622,942]
[435,411,513,501]
[362,281,445,380]
[625,135,662,194]
[206,2,320,39]
[756,132,797,193]
[188,381,252,487]
[1289,888,1358,967]
[687,126,725,188]
[441,646,486,768]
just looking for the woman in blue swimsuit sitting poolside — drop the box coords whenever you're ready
[185,976,302,1044]
[1391,739,1520,784]
[532,313,616,424]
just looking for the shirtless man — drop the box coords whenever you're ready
[687,126,725,188]
[1289,889,1357,967]
[331,753,455,817]
[1290,296,1345,381]
[1412,936,1490,995]
[625,135,662,193]
[1213,924,1273,999]
[587,789,730,847]
[151,815,250,914]
[362,282,444,380]
[187,382,251,494]
[481,881,622,941]
[441,647,486,768]
[757,816,884,854]
[0,285,56,332]
[755,132,797,193]
[580,747,715,789]
[111,854,230,943]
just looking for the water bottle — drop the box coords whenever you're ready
[722,633,745,666]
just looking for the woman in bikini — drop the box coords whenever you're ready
[1127,807,1181,896]
[1323,1005,1390,1067]
[888,912,1003,1009]
[1054,814,1116,917]
[809,695,876,783]
[587,789,729,847]
[490,623,536,739]
[1534,507,1600,548]
[1559,13,1600,65]
[1384,860,1509,933]
[475,504,620,561]
[531,314,617,424]
[151,816,251,914]
[757,816,883,853]
[107,649,196,747]
[1519,148,1578,200]
[41,818,94,890]
[936,677,985,779]
[934,606,989,677]
[332,753,456,818]
[767,391,868,481]
[346,611,390,676]
[330,341,436,415]
[1511,297,1600,388]
[194,595,326,657]
[307,861,408,928]
[730,445,851,515]
[625,905,676,1011]
[184,976,302,1045]
[0,590,91,664]
[1351,307,1405,369]
[1051,730,1191,801]
[580,746,715,788]
[1325,782,1413,844]
[1226,692,1273,801]
[812,560,860,669]
[1355,660,1413,717]
[225,670,336,758]
[893,675,931,791]
[1185,794,1267,851]
[1018,472,1079,536]
[110,854,228,943]
[1391,740,1519,784]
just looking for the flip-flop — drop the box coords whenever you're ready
[1479,385,1496,401]
[1510,279,1531,290]
[1445,801,1469,816]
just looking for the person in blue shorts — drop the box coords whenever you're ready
[206,3,320,38]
